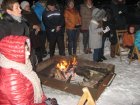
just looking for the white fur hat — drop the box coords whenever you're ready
[20,1,29,9]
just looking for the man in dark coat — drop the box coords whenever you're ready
[110,0,127,30]
[42,0,65,57]
[21,1,43,63]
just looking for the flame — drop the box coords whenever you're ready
[56,60,69,72]
[72,57,77,66]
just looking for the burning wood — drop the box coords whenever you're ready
[55,57,77,81]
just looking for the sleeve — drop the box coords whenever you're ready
[0,22,10,39]
[3,70,30,105]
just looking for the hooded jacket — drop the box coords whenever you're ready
[0,35,46,105]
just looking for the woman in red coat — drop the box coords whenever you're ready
[0,35,47,105]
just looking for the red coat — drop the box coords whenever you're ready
[0,35,46,105]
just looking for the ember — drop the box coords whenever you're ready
[55,57,77,81]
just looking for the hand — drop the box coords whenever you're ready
[56,26,61,32]
[33,25,40,35]
[118,11,122,14]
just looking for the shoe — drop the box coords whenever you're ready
[87,48,92,53]
[97,59,103,62]
[101,56,107,60]
[83,49,88,54]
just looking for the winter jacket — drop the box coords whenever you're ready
[0,13,29,39]
[110,0,127,29]
[134,30,140,50]
[64,8,81,29]
[0,35,46,105]
[22,10,41,49]
[123,32,134,47]
[42,9,65,33]
[33,2,46,31]
[80,4,94,31]
[89,19,103,50]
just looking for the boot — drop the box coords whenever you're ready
[110,45,116,58]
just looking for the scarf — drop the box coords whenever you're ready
[0,53,43,103]
[10,14,22,23]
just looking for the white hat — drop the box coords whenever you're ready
[20,1,29,10]
[0,0,3,4]
[92,8,106,21]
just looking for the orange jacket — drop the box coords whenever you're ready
[64,8,81,29]
[123,32,134,47]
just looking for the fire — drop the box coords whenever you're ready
[72,57,77,66]
[56,60,69,72]
[55,57,78,81]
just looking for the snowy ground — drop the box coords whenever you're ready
[42,34,140,105]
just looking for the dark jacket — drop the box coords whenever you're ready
[22,10,41,48]
[0,13,29,39]
[110,0,127,29]
[42,9,65,33]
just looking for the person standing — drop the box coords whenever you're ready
[110,0,127,30]
[64,0,81,55]
[89,8,107,62]
[80,0,95,54]
[33,0,48,57]
[42,0,65,57]
[21,1,43,63]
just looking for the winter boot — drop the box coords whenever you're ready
[110,45,116,58]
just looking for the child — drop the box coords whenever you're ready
[123,25,136,58]
[89,8,108,62]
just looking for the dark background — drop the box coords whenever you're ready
[18,0,140,25]
[19,0,139,5]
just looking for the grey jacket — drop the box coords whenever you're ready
[89,19,103,50]
[80,4,94,30]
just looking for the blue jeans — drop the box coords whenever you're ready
[66,29,78,55]
[93,48,102,61]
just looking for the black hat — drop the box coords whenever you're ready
[47,0,56,6]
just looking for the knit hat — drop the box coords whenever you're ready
[92,8,106,21]
[20,1,30,9]
[0,0,3,4]
[47,0,56,6]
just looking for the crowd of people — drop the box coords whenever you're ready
[0,0,140,104]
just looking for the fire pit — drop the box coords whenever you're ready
[36,56,116,100]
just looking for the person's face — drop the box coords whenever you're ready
[129,27,135,34]
[7,2,22,17]
[41,2,46,8]
[24,4,31,12]
[68,1,74,9]
[47,5,55,11]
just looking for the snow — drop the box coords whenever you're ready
[42,35,140,105]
